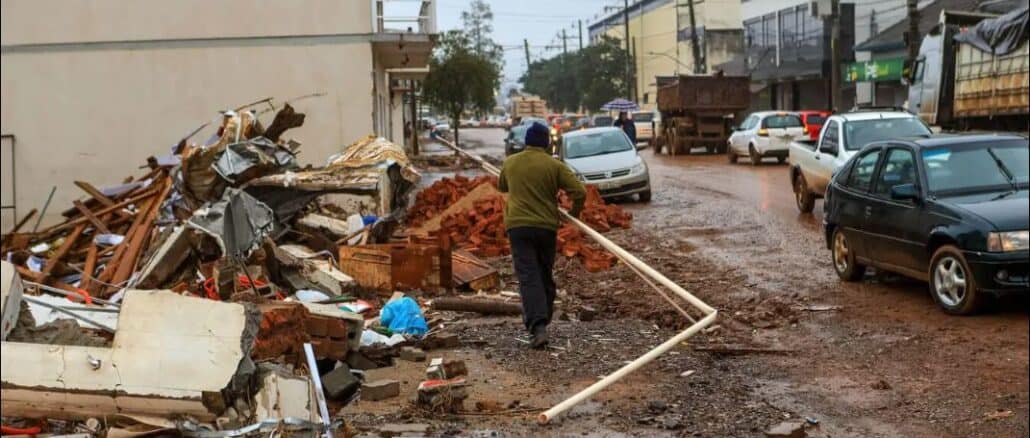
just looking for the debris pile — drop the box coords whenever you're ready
[0,100,445,435]
[410,176,631,272]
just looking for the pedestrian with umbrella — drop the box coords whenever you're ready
[602,98,639,145]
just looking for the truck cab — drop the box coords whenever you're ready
[789,111,932,212]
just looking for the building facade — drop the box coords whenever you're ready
[588,0,744,111]
[0,0,435,229]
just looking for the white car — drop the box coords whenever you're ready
[727,111,806,165]
[561,127,652,202]
[632,111,657,144]
[788,111,932,212]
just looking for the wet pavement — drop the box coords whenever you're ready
[356,129,1028,437]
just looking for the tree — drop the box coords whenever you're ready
[461,0,504,69]
[519,36,629,113]
[422,30,501,146]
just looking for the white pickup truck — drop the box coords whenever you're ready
[788,110,933,213]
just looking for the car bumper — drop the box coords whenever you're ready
[587,172,650,198]
[964,250,1030,294]
[754,138,792,155]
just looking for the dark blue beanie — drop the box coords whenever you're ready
[525,122,550,148]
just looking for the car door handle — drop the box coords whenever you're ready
[814,155,820,160]
[864,206,872,217]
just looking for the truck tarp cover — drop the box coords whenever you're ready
[953,6,1029,55]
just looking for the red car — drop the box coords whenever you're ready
[797,110,830,141]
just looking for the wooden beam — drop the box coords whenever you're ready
[72,201,112,235]
[73,181,115,207]
[6,208,37,234]
[39,223,86,281]
[38,188,156,236]
[94,197,153,288]
[109,178,172,290]
[80,245,98,293]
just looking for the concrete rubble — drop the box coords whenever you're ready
[0,99,639,436]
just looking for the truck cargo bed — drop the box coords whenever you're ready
[656,75,751,114]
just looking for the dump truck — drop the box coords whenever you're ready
[655,74,751,155]
[907,7,1029,131]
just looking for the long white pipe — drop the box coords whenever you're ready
[433,138,717,422]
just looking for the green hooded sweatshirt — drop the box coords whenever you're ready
[498,146,586,231]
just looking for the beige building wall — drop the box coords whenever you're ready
[598,0,743,112]
[0,0,381,229]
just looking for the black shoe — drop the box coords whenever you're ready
[530,325,549,349]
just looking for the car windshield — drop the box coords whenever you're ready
[805,114,826,125]
[594,116,613,126]
[844,118,931,150]
[762,114,803,128]
[922,139,1029,195]
[632,113,654,122]
[565,130,633,159]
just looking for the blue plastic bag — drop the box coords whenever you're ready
[379,297,428,336]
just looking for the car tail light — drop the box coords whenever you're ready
[757,128,769,137]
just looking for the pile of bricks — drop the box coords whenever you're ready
[426,181,630,272]
[252,302,352,363]
[407,175,498,227]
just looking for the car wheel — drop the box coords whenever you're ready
[749,145,761,166]
[638,189,652,203]
[794,173,815,213]
[832,229,866,281]
[727,144,737,163]
[929,245,982,315]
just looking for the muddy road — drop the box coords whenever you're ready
[349,129,1028,437]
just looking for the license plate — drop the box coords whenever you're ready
[598,181,619,190]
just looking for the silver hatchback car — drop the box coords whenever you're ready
[560,127,652,202]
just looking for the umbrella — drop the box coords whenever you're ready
[601,98,639,112]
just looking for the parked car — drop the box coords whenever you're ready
[789,111,932,212]
[727,111,806,165]
[574,117,592,130]
[632,111,657,145]
[420,117,437,130]
[591,115,614,127]
[823,133,1028,314]
[797,110,830,141]
[560,127,652,202]
[504,117,546,155]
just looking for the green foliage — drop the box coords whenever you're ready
[520,35,630,112]
[461,0,504,69]
[422,30,501,144]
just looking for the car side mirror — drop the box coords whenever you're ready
[818,144,838,155]
[890,183,920,202]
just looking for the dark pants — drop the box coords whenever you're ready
[507,227,557,333]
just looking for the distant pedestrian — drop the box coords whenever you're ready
[614,111,637,144]
[498,122,586,349]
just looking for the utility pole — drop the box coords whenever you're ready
[830,0,842,112]
[562,29,568,56]
[578,20,584,51]
[632,36,639,103]
[624,0,632,100]
[524,38,531,69]
[686,0,703,74]
[905,0,920,65]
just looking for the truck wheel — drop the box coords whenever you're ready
[777,156,786,164]
[727,146,737,163]
[832,229,866,282]
[706,145,716,154]
[929,245,983,315]
[794,174,815,213]
[749,145,761,166]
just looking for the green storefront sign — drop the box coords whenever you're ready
[843,57,905,83]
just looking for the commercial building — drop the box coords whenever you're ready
[588,0,744,111]
[851,0,979,107]
[1,0,436,228]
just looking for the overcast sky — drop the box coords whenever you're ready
[432,0,623,89]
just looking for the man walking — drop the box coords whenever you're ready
[498,122,586,349]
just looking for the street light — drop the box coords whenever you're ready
[647,51,690,75]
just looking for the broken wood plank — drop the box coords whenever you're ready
[38,188,157,236]
[74,181,115,207]
[95,196,156,288]
[39,223,86,281]
[430,297,522,316]
[80,245,98,293]
[109,177,172,291]
[6,208,37,234]
[72,200,112,235]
